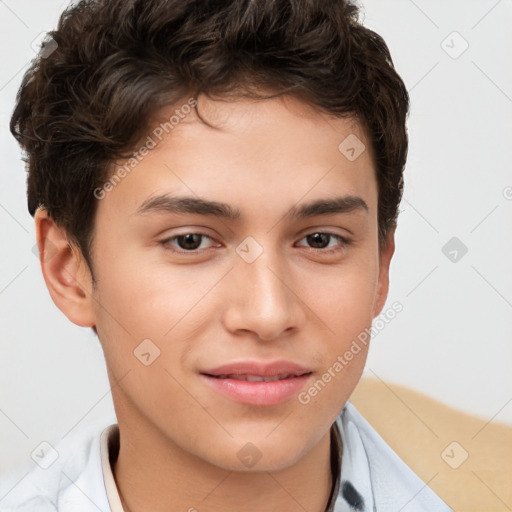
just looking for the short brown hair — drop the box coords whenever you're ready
[10,0,409,275]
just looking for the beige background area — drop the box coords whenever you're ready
[352,378,512,511]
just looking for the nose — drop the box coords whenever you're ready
[221,247,305,342]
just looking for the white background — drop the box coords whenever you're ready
[1,0,511,479]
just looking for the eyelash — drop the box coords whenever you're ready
[160,232,352,255]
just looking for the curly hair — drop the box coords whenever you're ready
[10,0,409,275]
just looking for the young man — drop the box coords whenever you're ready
[3,0,453,511]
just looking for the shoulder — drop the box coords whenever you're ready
[0,423,114,512]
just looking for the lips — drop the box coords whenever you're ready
[201,360,312,379]
[210,373,302,382]
[200,360,313,406]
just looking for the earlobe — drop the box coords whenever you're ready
[372,228,396,318]
[34,208,96,328]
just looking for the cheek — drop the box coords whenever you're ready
[90,247,228,366]
[302,250,379,337]
[296,249,378,402]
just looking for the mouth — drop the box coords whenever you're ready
[205,372,311,382]
[199,361,313,406]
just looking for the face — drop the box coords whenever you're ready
[54,93,393,471]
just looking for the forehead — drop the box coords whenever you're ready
[100,93,377,221]
[150,93,372,162]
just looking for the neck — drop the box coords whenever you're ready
[112,419,336,512]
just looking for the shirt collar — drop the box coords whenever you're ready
[100,424,124,512]
[331,404,374,511]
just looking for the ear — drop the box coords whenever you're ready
[372,227,396,318]
[34,208,96,328]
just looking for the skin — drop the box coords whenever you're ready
[35,93,395,512]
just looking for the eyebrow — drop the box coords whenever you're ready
[136,194,368,220]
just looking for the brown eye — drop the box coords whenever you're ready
[306,233,331,249]
[175,234,203,250]
[161,233,217,253]
[296,232,352,253]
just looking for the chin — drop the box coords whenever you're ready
[202,439,306,473]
